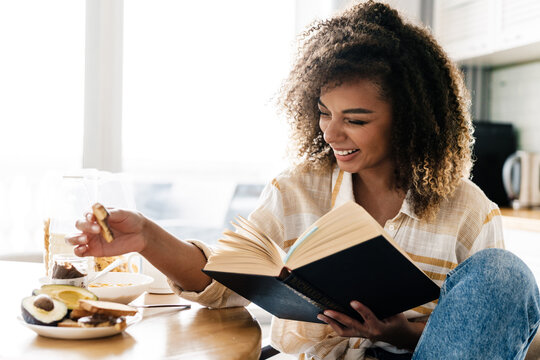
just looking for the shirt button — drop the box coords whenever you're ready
[388,225,395,231]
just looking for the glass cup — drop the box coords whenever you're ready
[44,171,98,277]
[51,254,89,288]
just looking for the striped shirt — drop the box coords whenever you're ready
[170,166,504,360]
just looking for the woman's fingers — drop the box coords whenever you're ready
[323,310,359,328]
[316,302,387,341]
[317,314,352,336]
[73,244,89,256]
[65,233,87,246]
[75,216,101,234]
[351,301,377,323]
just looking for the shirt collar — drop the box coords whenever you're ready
[330,167,420,221]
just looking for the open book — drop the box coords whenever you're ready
[203,201,440,323]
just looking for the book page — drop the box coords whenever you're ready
[285,201,386,269]
[203,218,286,276]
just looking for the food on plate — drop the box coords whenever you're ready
[33,284,98,310]
[21,294,68,326]
[78,299,138,317]
[94,256,133,272]
[92,203,114,243]
[66,300,135,329]
[57,318,81,328]
[69,307,94,319]
[78,314,127,331]
[21,288,138,331]
[89,282,134,288]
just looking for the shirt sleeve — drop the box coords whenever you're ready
[247,179,286,248]
[167,238,250,308]
[167,178,287,308]
[468,205,505,257]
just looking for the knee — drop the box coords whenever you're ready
[467,248,538,296]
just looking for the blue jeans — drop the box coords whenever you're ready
[411,248,540,360]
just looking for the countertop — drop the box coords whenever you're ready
[500,208,540,233]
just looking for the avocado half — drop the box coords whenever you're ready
[21,295,68,326]
[33,284,98,310]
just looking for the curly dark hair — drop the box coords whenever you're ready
[278,1,473,219]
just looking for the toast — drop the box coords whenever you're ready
[78,299,138,317]
[64,300,136,328]
[69,307,94,319]
[92,203,114,243]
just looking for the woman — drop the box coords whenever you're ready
[68,2,539,359]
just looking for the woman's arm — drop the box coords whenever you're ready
[139,217,211,292]
[67,209,212,292]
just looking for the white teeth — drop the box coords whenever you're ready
[334,149,358,156]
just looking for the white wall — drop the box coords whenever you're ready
[490,61,540,153]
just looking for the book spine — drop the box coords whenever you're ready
[283,272,348,315]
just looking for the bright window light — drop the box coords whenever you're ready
[122,0,295,181]
[0,0,85,254]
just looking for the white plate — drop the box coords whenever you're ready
[18,312,142,340]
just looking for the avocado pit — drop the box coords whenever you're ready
[33,294,54,311]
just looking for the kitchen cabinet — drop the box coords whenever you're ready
[433,0,540,66]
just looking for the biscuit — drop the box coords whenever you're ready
[92,203,114,243]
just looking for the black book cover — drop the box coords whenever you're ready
[203,235,440,323]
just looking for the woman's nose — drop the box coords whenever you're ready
[322,118,344,144]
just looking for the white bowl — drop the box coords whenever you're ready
[87,272,154,304]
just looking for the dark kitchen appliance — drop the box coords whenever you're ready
[470,121,517,207]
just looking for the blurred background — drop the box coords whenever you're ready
[1,0,539,259]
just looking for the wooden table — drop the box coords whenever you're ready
[0,261,261,359]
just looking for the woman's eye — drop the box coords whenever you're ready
[348,119,368,125]
[318,110,330,117]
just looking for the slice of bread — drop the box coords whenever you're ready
[70,308,94,319]
[57,318,82,328]
[78,299,138,317]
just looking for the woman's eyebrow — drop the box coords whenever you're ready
[318,99,328,108]
[343,108,373,114]
[317,99,373,114]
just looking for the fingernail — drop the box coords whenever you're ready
[92,225,100,232]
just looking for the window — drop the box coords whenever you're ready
[122,1,297,240]
[122,0,295,179]
[0,0,85,254]
[0,0,343,255]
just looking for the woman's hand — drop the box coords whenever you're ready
[66,208,147,257]
[317,301,425,351]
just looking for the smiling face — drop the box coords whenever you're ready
[318,79,394,176]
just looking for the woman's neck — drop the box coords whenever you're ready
[352,167,405,226]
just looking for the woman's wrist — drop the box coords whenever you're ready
[139,214,158,256]
[394,321,425,352]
